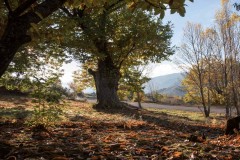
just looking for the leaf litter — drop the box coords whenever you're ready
[0,96,240,159]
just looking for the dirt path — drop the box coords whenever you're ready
[87,99,234,115]
[127,102,228,114]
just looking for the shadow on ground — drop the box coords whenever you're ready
[93,102,224,138]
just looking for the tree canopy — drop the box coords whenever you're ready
[53,3,175,108]
[0,0,193,78]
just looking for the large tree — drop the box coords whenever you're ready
[59,4,174,108]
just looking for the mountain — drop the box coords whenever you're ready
[144,73,186,96]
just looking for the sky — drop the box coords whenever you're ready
[61,0,226,86]
[150,0,222,78]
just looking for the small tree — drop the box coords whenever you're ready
[147,81,162,103]
[0,43,65,126]
[29,56,64,127]
[120,63,151,108]
[176,23,212,117]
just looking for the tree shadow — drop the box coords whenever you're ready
[93,102,224,138]
[0,94,29,106]
[0,106,32,121]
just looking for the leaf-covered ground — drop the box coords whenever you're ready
[0,95,240,160]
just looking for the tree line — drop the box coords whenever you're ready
[177,0,240,118]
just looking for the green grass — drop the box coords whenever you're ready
[145,107,225,125]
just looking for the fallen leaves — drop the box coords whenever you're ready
[0,96,240,159]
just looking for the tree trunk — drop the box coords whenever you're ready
[137,92,142,109]
[89,57,121,109]
[202,105,210,118]
[225,97,231,118]
[0,0,66,77]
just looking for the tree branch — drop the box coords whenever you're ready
[118,43,136,68]
[144,0,185,10]
[60,6,74,17]
[4,0,12,13]
[144,0,166,10]
[25,0,67,24]
[105,0,125,12]
[76,7,86,18]
[88,68,96,76]
[13,0,37,17]
[75,7,87,30]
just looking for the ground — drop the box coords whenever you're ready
[0,95,240,160]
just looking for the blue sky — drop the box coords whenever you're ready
[61,0,230,85]
[150,0,222,77]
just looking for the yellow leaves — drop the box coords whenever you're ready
[221,0,229,6]
[204,28,216,36]
[127,1,137,10]
[161,146,169,151]
[220,12,240,29]
[230,13,240,23]
[173,151,183,158]
[65,0,107,8]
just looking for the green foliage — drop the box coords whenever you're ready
[72,62,96,92]
[29,103,63,127]
[149,91,163,103]
[65,7,174,65]
[119,63,150,101]
[63,0,191,18]
[0,41,66,126]
[28,65,64,127]
[0,26,67,90]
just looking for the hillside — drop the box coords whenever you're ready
[144,73,185,96]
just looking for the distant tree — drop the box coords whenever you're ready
[178,0,240,117]
[146,81,162,103]
[177,23,212,117]
[214,0,240,117]
[120,63,151,108]
[68,62,96,98]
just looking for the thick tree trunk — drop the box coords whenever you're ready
[0,0,66,77]
[89,57,121,109]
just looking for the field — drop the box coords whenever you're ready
[0,95,240,160]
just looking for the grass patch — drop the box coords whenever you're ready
[145,107,225,126]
